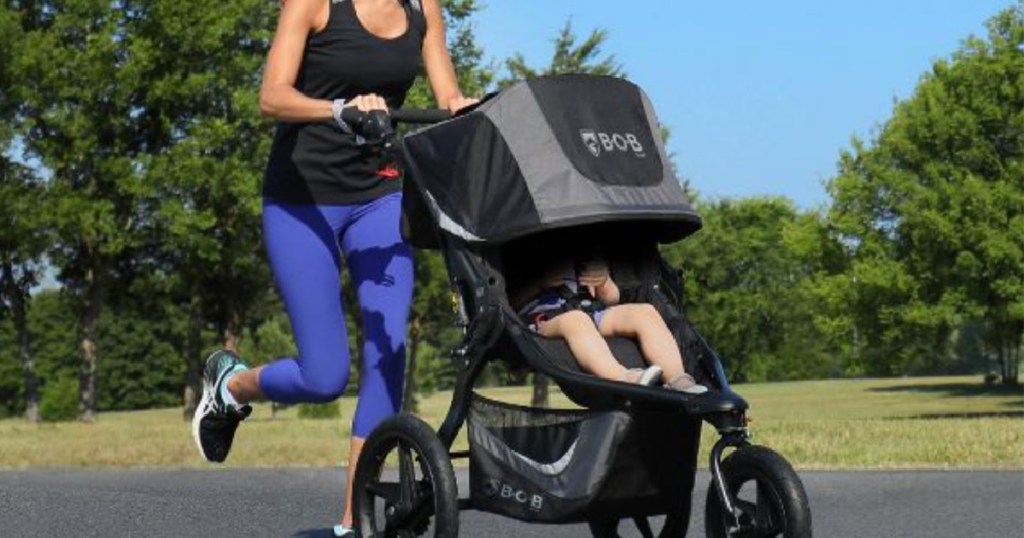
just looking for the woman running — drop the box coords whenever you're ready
[191,1,476,535]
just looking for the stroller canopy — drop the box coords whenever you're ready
[402,74,702,245]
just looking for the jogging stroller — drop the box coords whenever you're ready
[349,74,812,538]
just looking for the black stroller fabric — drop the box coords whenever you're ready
[468,394,701,524]
[402,75,701,245]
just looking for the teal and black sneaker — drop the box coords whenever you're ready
[192,350,251,463]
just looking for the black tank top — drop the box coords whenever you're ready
[263,0,425,205]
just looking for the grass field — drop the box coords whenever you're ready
[0,376,1020,470]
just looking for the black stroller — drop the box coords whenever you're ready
[347,75,812,538]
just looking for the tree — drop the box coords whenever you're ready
[828,3,1024,384]
[664,198,846,382]
[502,20,623,87]
[0,163,48,423]
[499,19,624,406]
[14,2,151,421]
[139,0,278,420]
[0,4,47,423]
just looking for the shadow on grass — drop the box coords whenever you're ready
[867,382,1023,398]
[886,410,1024,421]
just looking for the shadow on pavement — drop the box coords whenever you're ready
[292,528,336,538]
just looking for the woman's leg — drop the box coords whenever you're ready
[338,192,414,526]
[250,201,355,404]
[541,310,631,380]
[598,303,686,381]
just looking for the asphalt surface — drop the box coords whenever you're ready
[0,468,1021,537]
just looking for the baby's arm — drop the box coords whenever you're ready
[594,275,620,306]
[579,260,620,306]
[510,262,572,309]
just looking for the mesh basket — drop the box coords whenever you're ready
[467,393,701,523]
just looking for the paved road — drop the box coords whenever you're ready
[1,469,1021,537]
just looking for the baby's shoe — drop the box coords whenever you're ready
[666,372,708,395]
[622,365,663,387]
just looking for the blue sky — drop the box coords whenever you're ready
[473,1,1014,209]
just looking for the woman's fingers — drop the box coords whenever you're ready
[449,96,479,113]
[349,94,389,112]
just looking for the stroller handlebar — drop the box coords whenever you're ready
[339,107,452,126]
[337,107,453,145]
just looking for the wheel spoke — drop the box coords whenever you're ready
[367,480,402,502]
[754,481,781,536]
[390,488,435,531]
[399,443,417,506]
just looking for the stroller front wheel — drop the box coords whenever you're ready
[705,445,811,538]
[354,413,459,538]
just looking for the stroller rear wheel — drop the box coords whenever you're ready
[354,413,459,538]
[705,445,811,538]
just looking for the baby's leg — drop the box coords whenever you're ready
[540,311,630,380]
[598,304,686,381]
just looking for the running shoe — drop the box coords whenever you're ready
[192,350,251,463]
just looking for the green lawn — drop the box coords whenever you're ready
[0,376,1020,470]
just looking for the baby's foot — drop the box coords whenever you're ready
[622,366,663,386]
[666,372,709,395]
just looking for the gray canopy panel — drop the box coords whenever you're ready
[402,74,701,245]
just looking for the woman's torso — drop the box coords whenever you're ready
[264,0,425,205]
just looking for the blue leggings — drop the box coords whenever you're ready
[259,192,413,438]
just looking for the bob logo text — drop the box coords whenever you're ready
[579,129,645,158]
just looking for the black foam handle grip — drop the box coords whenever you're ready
[340,107,451,125]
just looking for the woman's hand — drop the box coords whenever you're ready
[347,94,389,113]
[448,95,479,113]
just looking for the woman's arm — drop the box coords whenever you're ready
[420,0,477,112]
[260,0,389,121]
[259,0,333,121]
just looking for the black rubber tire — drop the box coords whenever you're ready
[353,413,459,538]
[705,446,811,538]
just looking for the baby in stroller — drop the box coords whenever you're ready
[512,255,708,394]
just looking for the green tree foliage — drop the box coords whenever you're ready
[828,4,1024,384]
[665,198,848,382]
[138,0,278,419]
[39,375,78,422]
[297,400,341,420]
[0,3,46,422]
[12,2,162,421]
[502,20,623,85]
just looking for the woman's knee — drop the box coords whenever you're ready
[300,365,350,403]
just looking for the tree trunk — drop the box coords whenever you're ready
[222,302,243,353]
[1,260,39,423]
[14,291,39,423]
[531,373,550,407]
[1003,327,1021,386]
[182,293,203,421]
[77,265,104,423]
[403,315,421,414]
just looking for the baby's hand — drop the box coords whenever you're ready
[577,261,610,293]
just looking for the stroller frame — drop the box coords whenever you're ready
[346,80,812,537]
[354,224,811,538]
